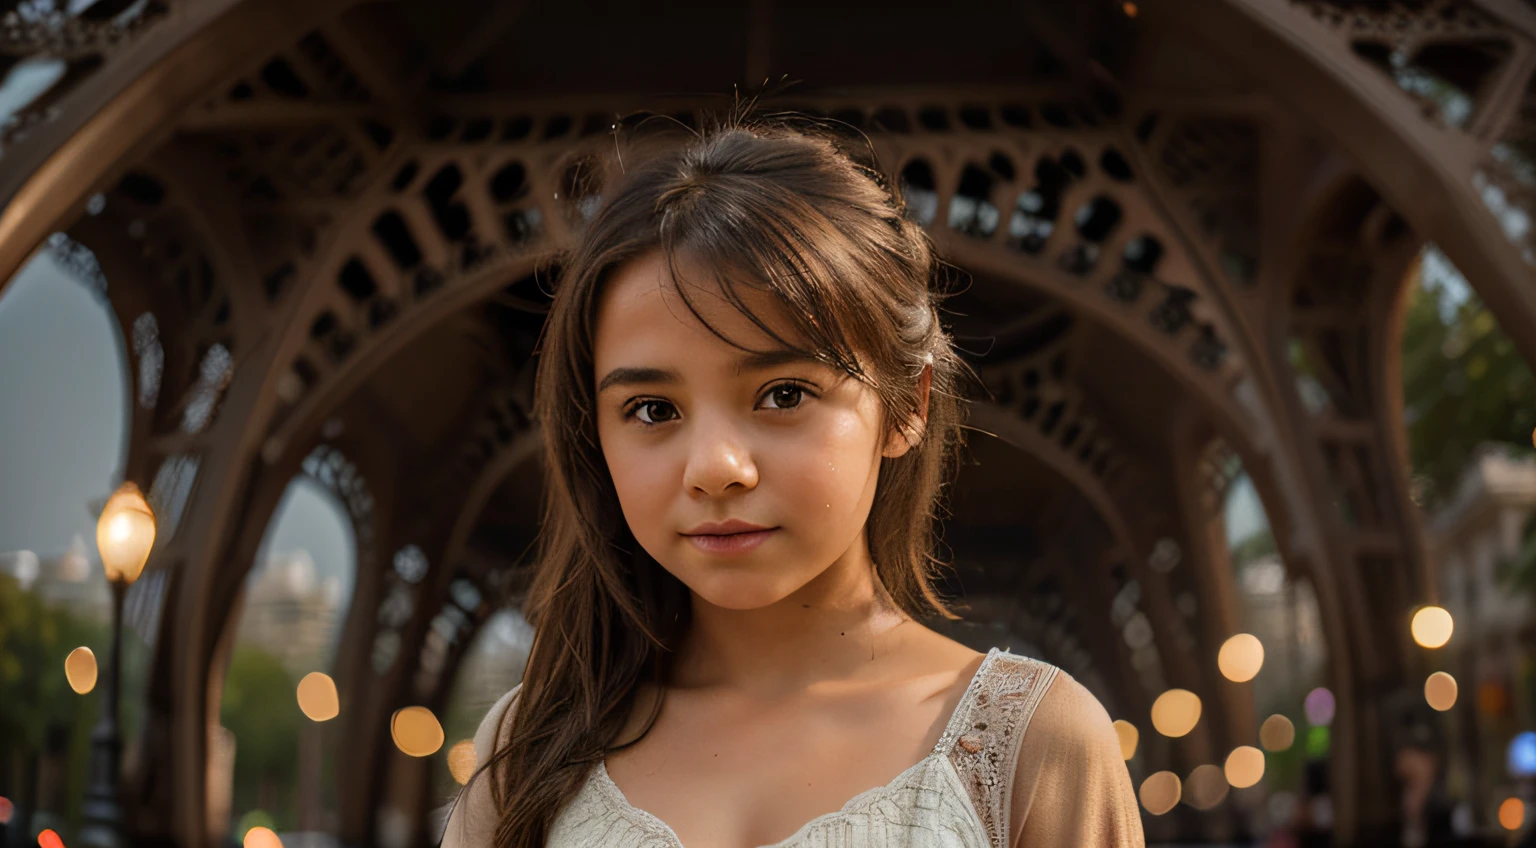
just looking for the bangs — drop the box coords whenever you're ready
[652,179,881,385]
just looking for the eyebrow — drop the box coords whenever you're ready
[596,349,821,393]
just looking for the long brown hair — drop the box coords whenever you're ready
[470,112,971,846]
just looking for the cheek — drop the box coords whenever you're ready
[598,428,677,537]
[770,406,884,517]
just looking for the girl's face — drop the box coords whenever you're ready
[592,249,914,611]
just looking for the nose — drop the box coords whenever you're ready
[682,415,759,497]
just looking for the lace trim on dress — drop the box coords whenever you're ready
[557,648,1058,848]
[945,652,1058,848]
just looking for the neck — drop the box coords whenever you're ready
[670,528,912,694]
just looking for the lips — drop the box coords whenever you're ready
[681,519,779,555]
[683,518,774,536]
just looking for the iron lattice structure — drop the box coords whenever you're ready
[4,0,1536,844]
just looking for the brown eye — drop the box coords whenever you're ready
[760,384,806,410]
[633,400,679,425]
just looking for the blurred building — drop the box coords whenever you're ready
[1427,447,1536,828]
[235,550,345,676]
[0,536,112,622]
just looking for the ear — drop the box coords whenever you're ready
[882,363,933,459]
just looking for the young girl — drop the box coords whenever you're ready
[443,116,1143,848]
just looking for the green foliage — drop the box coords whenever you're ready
[0,575,109,840]
[0,576,104,749]
[1401,255,1536,505]
[220,645,301,832]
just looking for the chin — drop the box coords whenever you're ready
[684,568,807,611]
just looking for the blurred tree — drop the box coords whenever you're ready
[1401,249,1536,606]
[220,645,300,833]
[0,575,106,841]
[1401,250,1536,506]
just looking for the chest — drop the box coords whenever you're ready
[600,687,957,848]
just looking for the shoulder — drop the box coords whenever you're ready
[1025,668,1114,747]
[441,683,523,848]
[472,682,524,767]
[1004,668,1143,847]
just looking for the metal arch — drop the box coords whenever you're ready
[1262,170,1432,844]
[1163,0,1536,370]
[965,402,1229,764]
[334,389,539,841]
[968,402,1141,567]
[224,89,1281,491]
[137,143,272,352]
[0,0,361,297]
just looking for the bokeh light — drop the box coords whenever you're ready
[1151,689,1202,738]
[1268,791,1298,827]
[0,795,12,825]
[242,826,282,848]
[38,830,64,848]
[1410,606,1453,649]
[448,739,477,785]
[1425,672,1458,711]
[1224,745,1266,788]
[1139,770,1182,815]
[1260,714,1295,751]
[1112,720,1139,761]
[1304,687,1335,726]
[1217,633,1264,683]
[1509,731,1536,778]
[391,706,444,757]
[296,672,339,722]
[1500,797,1525,831]
[1184,764,1229,810]
[1122,1,1139,17]
[65,646,97,695]
[1305,725,1331,758]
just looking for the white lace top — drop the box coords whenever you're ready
[443,649,1144,848]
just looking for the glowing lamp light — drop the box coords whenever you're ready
[1225,745,1266,788]
[0,795,12,824]
[65,646,98,695]
[1410,606,1453,649]
[38,829,65,848]
[1151,689,1202,738]
[1122,1,1139,17]
[296,672,339,722]
[1508,731,1536,778]
[1185,764,1228,810]
[1139,771,1181,815]
[1304,687,1335,726]
[1112,720,1139,761]
[1424,672,1458,711]
[1217,633,1264,682]
[1500,798,1525,831]
[242,826,282,848]
[391,706,444,757]
[1260,714,1295,752]
[448,739,477,785]
[95,482,156,583]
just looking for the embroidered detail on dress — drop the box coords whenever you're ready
[943,652,1059,848]
[543,648,1060,848]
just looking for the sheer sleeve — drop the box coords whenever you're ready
[1007,672,1144,848]
[440,684,521,848]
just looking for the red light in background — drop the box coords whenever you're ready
[38,829,66,848]
[0,796,13,824]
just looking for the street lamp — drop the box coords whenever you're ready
[79,482,156,848]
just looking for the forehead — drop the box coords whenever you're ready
[593,249,804,364]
